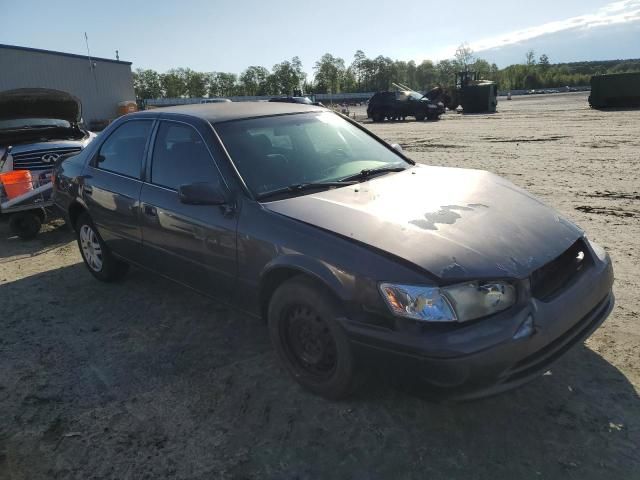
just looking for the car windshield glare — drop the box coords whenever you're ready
[214,112,408,198]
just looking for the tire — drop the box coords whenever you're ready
[76,212,129,282]
[415,113,426,121]
[9,212,42,240]
[268,276,358,399]
[372,112,384,122]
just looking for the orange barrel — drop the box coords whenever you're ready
[0,170,33,200]
[117,100,138,116]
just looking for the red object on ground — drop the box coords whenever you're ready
[0,170,33,200]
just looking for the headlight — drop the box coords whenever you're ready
[379,281,516,323]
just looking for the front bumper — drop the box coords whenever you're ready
[342,245,615,400]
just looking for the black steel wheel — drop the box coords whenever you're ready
[282,304,338,380]
[268,276,359,399]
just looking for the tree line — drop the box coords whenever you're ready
[133,46,640,99]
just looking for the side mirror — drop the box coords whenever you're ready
[390,143,403,153]
[178,182,227,205]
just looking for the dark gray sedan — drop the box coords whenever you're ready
[53,102,614,399]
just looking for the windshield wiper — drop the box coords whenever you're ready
[339,165,408,182]
[256,181,357,201]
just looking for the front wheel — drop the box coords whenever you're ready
[9,212,42,240]
[268,276,358,399]
[76,212,129,282]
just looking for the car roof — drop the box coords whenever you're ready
[137,101,324,124]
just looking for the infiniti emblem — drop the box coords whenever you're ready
[41,153,61,163]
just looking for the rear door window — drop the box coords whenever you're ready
[150,121,221,190]
[96,120,152,178]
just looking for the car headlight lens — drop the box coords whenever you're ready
[379,281,516,323]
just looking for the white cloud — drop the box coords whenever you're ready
[431,0,640,60]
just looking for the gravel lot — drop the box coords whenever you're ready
[1,92,638,480]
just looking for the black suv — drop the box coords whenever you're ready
[53,102,613,400]
[367,90,444,122]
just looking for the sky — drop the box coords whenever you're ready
[3,0,640,75]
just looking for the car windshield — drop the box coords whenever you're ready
[0,118,71,130]
[214,112,408,198]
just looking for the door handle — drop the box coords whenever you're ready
[144,205,157,217]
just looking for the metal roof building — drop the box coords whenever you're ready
[0,43,135,125]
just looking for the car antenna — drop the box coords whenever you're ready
[84,32,99,94]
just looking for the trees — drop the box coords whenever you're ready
[351,50,367,90]
[526,50,536,66]
[435,59,458,85]
[160,69,187,98]
[415,60,436,90]
[239,66,270,96]
[133,50,640,100]
[314,53,346,93]
[184,69,207,97]
[270,57,306,95]
[538,54,550,72]
[454,43,475,71]
[472,59,492,80]
[133,69,163,99]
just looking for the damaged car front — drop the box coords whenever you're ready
[260,165,614,399]
[0,88,96,177]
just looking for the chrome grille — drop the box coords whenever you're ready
[11,147,82,171]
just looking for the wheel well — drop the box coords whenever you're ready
[68,202,86,231]
[259,268,340,322]
[260,268,301,321]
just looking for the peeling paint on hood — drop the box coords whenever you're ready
[265,165,583,281]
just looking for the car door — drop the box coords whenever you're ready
[139,119,237,299]
[83,119,153,260]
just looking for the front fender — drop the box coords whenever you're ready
[260,254,356,302]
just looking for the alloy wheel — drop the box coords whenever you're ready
[79,224,103,272]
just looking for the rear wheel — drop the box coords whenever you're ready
[268,276,358,399]
[415,113,426,121]
[372,112,384,122]
[9,212,42,240]
[76,212,128,282]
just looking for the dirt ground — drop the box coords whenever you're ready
[1,92,638,480]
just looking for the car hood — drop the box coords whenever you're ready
[265,165,583,281]
[0,88,81,123]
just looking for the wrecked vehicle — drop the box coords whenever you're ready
[0,88,96,238]
[367,84,444,122]
[53,102,614,399]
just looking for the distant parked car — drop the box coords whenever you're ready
[269,96,314,105]
[367,90,443,122]
[200,98,231,104]
[54,102,614,400]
